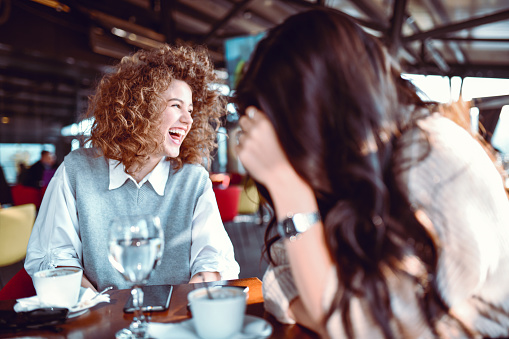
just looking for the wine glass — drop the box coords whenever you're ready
[108,214,164,339]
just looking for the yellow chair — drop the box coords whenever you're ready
[237,181,260,215]
[0,204,36,267]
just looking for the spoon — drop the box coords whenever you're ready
[199,273,213,299]
[91,286,113,300]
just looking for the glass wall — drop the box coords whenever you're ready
[0,144,56,184]
[405,75,509,155]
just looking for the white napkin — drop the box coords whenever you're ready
[14,287,110,313]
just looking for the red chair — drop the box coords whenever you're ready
[10,185,42,209]
[229,172,244,186]
[41,185,48,199]
[0,268,36,301]
[213,185,242,223]
[210,173,231,189]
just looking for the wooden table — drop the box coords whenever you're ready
[0,277,319,338]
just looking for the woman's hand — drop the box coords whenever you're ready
[236,106,316,218]
[238,107,333,326]
[189,271,221,283]
[81,274,97,292]
[236,106,295,190]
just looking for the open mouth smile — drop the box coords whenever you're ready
[169,128,186,145]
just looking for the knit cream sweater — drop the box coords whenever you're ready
[262,114,509,338]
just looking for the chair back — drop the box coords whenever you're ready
[238,182,260,215]
[213,186,242,223]
[0,268,36,300]
[10,185,42,208]
[0,203,36,267]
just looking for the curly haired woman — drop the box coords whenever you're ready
[235,8,509,339]
[26,44,239,291]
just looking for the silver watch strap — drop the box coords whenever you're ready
[291,212,321,233]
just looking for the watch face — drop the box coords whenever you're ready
[277,212,321,239]
[278,218,297,238]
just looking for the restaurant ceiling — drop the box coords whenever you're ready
[0,0,508,144]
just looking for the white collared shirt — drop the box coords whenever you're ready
[25,157,240,282]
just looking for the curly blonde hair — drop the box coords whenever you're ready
[85,44,225,172]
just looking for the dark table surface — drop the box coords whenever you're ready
[0,277,319,338]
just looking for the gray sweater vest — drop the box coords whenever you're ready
[64,148,208,290]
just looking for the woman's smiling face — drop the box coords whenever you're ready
[157,79,194,159]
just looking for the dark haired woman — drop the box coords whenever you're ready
[25,44,239,291]
[235,8,509,339]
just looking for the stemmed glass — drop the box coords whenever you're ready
[108,215,164,339]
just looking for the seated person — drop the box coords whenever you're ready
[23,150,55,189]
[0,165,13,206]
[234,8,509,339]
[25,44,240,291]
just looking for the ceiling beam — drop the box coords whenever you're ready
[67,0,159,30]
[282,0,387,31]
[402,14,450,73]
[347,0,387,29]
[201,0,254,44]
[473,95,509,110]
[160,0,176,43]
[387,0,407,56]
[432,37,509,43]
[405,62,509,79]
[419,0,467,64]
[403,8,509,42]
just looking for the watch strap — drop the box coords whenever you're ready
[277,211,321,241]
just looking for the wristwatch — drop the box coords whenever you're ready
[277,211,321,242]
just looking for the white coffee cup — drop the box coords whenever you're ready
[188,286,247,339]
[33,267,83,309]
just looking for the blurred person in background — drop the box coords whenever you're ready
[0,164,13,206]
[235,8,509,339]
[16,162,28,185]
[25,44,239,292]
[22,150,55,188]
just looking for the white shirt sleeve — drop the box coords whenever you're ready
[24,163,83,276]
[190,179,240,280]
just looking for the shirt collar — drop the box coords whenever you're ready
[108,157,170,196]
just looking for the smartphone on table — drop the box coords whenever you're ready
[123,284,173,313]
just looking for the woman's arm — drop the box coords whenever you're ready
[189,271,221,283]
[289,297,328,336]
[189,179,240,282]
[25,164,84,276]
[237,107,334,325]
[262,243,325,334]
[268,169,333,325]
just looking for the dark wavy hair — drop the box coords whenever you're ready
[85,44,225,172]
[235,8,466,339]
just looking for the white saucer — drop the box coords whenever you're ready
[149,314,273,339]
[68,308,90,319]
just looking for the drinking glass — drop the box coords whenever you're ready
[108,215,164,339]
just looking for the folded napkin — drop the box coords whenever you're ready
[14,287,110,313]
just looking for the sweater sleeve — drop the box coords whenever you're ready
[261,240,299,324]
[396,114,509,307]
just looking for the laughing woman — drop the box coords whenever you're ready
[25,44,239,291]
[235,8,509,339]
